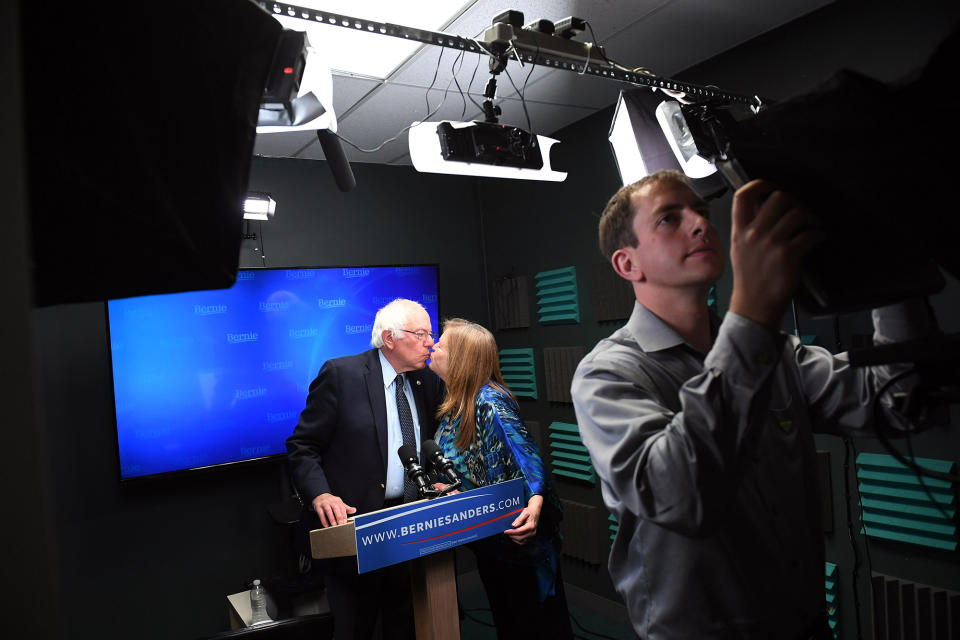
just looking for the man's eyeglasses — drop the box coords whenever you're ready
[400,329,437,342]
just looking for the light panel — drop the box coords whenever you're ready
[608,94,648,186]
[243,193,277,220]
[408,121,567,182]
[655,100,717,179]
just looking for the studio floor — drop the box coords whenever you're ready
[456,573,637,640]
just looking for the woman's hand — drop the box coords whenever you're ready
[432,482,459,495]
[504,494,543,545]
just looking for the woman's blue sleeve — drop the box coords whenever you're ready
[478,388,548,499]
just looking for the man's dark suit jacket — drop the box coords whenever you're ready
[286,348,445,515]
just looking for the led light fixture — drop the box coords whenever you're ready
[608,88,727,198]
[243,192,277,220]
[409,121,567,182]
[256,31,336,134]
[655,100,717,179]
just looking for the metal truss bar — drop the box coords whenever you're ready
[260,2,485,54]
[259,2,755,106]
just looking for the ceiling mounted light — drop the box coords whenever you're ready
[608,89,692,185]
[409,121,567,182]
[256,28,355,191]
[608,89,726,197]
[256,30,335,134]
[655,100,718,179]
[243,192,277,221]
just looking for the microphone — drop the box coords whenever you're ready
[397,444,429,497]
[316,129,357,192]
[422,439,459,485]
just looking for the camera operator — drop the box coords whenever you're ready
[571,170,938,639]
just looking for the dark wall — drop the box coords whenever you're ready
[474,0,960,635]
[27,157,488,640]
[241,157,488,326]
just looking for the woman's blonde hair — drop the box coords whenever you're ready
[435,318,514,450]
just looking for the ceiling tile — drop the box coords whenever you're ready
[253,131,317,158]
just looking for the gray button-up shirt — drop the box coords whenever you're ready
[571,301,931,639]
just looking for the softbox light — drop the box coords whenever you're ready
[608,88,726,198]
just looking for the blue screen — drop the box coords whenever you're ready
[107,265,440,480]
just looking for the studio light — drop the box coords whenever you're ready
[256,28,355,192]
[409,121,567,182]
[243,192,277,221]
[608,88,726,196]
[655,100,718,179]
[256,30,336,134]
[608,89,689,185]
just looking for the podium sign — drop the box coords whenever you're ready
[353,478,524,574]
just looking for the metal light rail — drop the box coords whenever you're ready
[258,1,756,106]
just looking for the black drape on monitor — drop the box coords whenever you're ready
[22,1,282,306]
[723,26,960,314]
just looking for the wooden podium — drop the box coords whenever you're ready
[309,506,459,640]
[307,480,524,640]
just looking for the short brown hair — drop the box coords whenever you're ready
[598,170,693,261]
[434,318,514,451]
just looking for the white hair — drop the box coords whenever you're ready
[371,298,427,348]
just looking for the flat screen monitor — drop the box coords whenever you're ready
[107,265,440,480]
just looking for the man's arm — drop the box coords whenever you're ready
[572,319,784,537]
[285,360,356,527]
[729,180,939,434]
[793,299,939,436]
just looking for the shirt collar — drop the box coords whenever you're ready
[626,301,721,354]
[378,349,400,388]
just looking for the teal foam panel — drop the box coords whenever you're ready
[535,266,580,325]
[825,561,839,638]
[499,348,537,399]
[856,452,959,551]
[860,524,958,551]
[548,421,595,484]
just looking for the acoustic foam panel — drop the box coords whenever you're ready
[825,561,839,638]
[499,348,537,400]
[535,266,580,325]
[559,499,604,565]
[871,573,959,640]
[591,262,635,322]
[542,346,585,403]
[547,421,595,484]
[492,275,531,330]
[856,453,957,550]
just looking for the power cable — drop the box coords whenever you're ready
[842,437,867,640]
[870,370,960,486]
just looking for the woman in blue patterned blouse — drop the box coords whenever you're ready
[428,318,572,639]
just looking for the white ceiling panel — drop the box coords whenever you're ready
[329,73,383,120]
[253,130,318,157]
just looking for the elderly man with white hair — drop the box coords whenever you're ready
[287,297,445,640]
